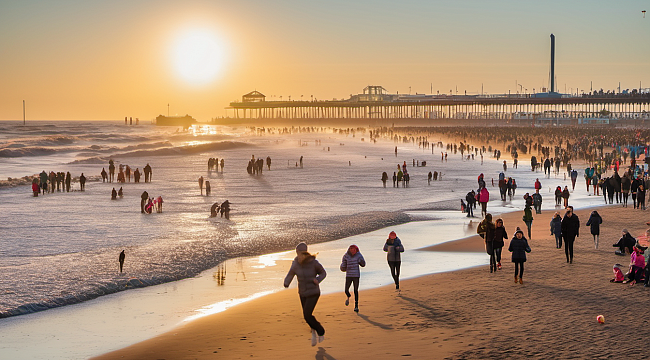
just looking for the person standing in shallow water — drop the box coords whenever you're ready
[79,173,86,191]
[340,244,365,313]
[284,242,327,347]
[383,231,404,290]
[119,250,125,273]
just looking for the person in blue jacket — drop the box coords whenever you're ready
[340,244,366,312]
[384,231,405,290]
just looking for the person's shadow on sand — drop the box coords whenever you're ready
[356,313,393,330]
[316,347,336,360]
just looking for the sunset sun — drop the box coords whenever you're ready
[171,29,225,85]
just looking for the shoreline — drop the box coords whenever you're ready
[93,200,639,360]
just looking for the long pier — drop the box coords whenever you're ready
[227,92,650,123]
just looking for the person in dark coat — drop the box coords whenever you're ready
[284,242,327,346]
[382,172,388,187]
[613,229,636,256]
[140,191,149,213]
[383,231,405,290]
[119,250,125,273]
[585,210,602,249]
[465,191,475,217]
[493,218,508,271]
[621,173,631,207]
[554,186,562,206]
[561,186,570,208]
[561,206,580,263]
[631,177,641,208]
[477,214,496,272]
[550,212,563,249]
[65,171,71,192]
[79,173,86,191]
[111,188,117,200]
[508,227,531,284]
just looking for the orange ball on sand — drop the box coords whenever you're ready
[597,315,605,324]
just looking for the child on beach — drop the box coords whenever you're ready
[284,242,327,346]
[508,227,531,284]
[586,210,602,249]
[340,245,366,312]
[493,218,508,271]
[610,264,624,283]
[383,231,404,290]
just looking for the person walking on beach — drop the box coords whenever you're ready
[144,163,152,183]
[65,171,71,192]
[550,212,563,249]
[140,191,149,213]
[199,176,204,195]
[479,187,489,218]
[561,206,580,264]
[509,227,531,284]
[562,186,570,208]
[586,210,603,249]
[383,231,404,290]
[119,250,125,273]
[465,191,475,217]
[79,173,86,191]
[523,205,534,240]
[284,242,327,346]
[108,160,115,183]
[101,168,108,183]
[340,244,366,312]
[381,172,388,188]
[111,188,117,200]
[493,218,507,271]
[478,214,496,272]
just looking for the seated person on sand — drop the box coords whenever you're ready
[613,229,636,256]
[623,243,647,286]
[610,264,625,283]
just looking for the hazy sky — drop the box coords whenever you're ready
[0,0,648,121]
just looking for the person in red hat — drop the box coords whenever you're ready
[340,245,366,312]
[383,231,404,290]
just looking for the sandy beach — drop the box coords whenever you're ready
[93,203,650,359]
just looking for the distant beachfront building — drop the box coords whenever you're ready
[155,114,197,128]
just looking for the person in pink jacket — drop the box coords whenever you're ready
[479,187,490,218]
[624,245,646,286]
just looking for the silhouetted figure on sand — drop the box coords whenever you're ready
[118,187,123,197]
[199,176,204,195]
[381,172,388,187]
[101,168,108,183]
[205,181,211,196]
[134,168,141,183]
[140,191,149,213]
[220,159,224,172]
[210,202,220,217]
[144,163,152,183]
[65,172,71,192]
[220,200,231,219]
[119,250,125,273]
[267,156,272,170]
[111,188,117,200]
[125,165,131,182]
[108,160,115,183]
[79,173,86,191]
[32,179,39,197]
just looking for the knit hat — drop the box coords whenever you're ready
[388,231,397,239]
[622,229,629,234]
[515,227,524,236]
[295,242,308,253]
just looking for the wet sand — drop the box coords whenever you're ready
[94,203,650,359]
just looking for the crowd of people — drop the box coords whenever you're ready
[32,170,81,196]
[101,160,152,184]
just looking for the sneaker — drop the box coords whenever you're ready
[497,263,502,270]
[311,329,317,347]
[345,297,349,306]
[318,335,325,343]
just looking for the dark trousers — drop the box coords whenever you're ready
[514,261,524,278]
[494,247,502,264]
[300,294,324,336]
[644,265,650,286]
[141,199,146,213]
[632,193,637,208]
[344,277,360,303]
[388,261,401,289]
[564,238,575,262]
[466,204,473,217]
[555,234,562,248]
